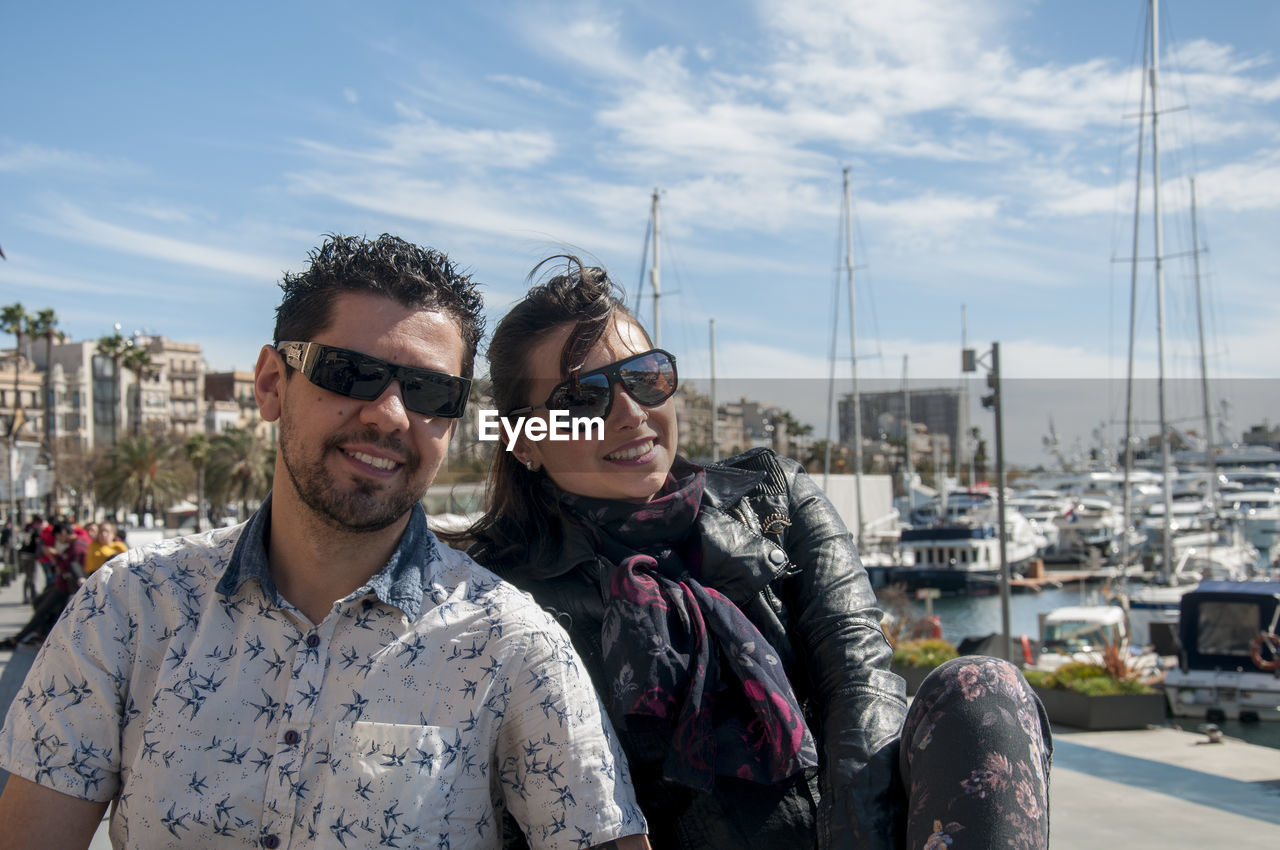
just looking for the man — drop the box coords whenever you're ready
[15,515,44,604]
[0,235,648,849]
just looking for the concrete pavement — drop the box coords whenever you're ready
[0,561,1277,847]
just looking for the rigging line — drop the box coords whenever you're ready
[658,221,693,366]
[1156,0,1205,182]
[634,215,652,318]
[822,191,844,484]
[847,187,886,379]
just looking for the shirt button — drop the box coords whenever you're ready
[306,634,320,648]
[284,729,300,746]
[262,835,280,849]
[768,548,786,565]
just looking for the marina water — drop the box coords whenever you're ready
[905,585,1280,750]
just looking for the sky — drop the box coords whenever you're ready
[4,0,1279,465]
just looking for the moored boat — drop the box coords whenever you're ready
[1163,580,1280,723]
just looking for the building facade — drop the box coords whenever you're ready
[140,336,205,436]
[840,387,966,466]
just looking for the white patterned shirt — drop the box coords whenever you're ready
[0,500,644,849]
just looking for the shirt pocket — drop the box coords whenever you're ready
[316,722,496,850]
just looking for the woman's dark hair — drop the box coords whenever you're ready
[445,255,648,566]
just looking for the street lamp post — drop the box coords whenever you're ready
[963,342,1010,662]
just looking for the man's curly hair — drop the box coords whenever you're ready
[273,233,485,378]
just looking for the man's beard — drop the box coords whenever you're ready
[279,417,425,534]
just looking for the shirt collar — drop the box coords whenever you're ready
[217,494,438,620]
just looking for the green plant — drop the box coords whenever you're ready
[892,638,959,669]
[1021,668,1052,689]
[1025,661,1155,696]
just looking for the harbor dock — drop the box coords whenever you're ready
[1,569,1277,847]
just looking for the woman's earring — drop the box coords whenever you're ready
[524,458,538,472]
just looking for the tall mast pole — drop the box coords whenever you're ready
[903,355,914,512]
[649,189,662,348]
[1190,177,1215,523]
[844,167,866,552]
[710,319,719,462]
[1150,0,1175,578]
[1120,5,1151,576]
[961,305,972,487]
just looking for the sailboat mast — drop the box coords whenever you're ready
[649,188,662,348]
[844,167,866,551]
[961,305,972,486]
[1120,7,1151,575]
[1149,0,1175,577]
[1190,177,1215,516]
[903,355,914,511]
[710,318,719,462]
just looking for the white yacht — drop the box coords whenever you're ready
[896,490,1043,593]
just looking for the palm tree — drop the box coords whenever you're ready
[122,344,156,436]
[96,330,130,446]
[2,303,29,416]
[205,427,273,521]
[26,308,61,513]
[95,431,187,521]
[184,433,210,532]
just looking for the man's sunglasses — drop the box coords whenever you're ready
[277,341,471,418]
[508,348,677,422]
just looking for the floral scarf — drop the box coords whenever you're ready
[551,460,818,790]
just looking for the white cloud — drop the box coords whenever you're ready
[297,114,556,171]
[0,143,129,175]
[1191,155,1280,212]
[118,201,197,224]
[284,170,637,257]
[37,203,289,281]
[486,74,557,100]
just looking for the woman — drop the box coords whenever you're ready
[461,257,1050,849]
[84,520,128,576]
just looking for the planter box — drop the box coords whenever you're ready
[1032,685,1166,731]
[891,664,934,696]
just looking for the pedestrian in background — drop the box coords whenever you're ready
[83,521,127,576]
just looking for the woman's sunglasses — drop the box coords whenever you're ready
[508,348,677,422]
[277,341,471,418]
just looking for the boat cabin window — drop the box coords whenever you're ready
[1195,601,1260,656]
[1042,620,1121,653]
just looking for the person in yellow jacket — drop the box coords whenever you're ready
[84,521,128,576]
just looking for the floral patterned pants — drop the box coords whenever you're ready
[900,656,1052,849]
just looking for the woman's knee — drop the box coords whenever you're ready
[910,656,1049,742]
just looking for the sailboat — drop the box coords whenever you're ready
[1113,0,1255,645]
[819,168,905,572]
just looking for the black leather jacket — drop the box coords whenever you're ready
[484,449,907,848]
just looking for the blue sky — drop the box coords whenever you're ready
[4,1,1278,463]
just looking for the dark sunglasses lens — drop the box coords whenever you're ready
[402,374,467,418]
[620,353,676,404]
[549,374,612,419]
[315,350,390,400]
